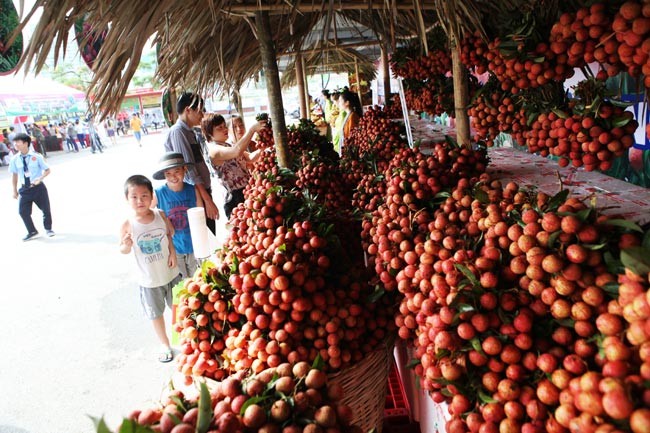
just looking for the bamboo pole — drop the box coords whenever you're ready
[451,37,470,147]
[255,10,290,168]
[354,58,363,105]
[296,51,308,119]
[277,40,380,57]
[231,87,244,118]
[381,42,391,105]
[226,1,438,14]
[302,56,311,113]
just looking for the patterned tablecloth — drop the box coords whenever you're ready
[488,147,650,224]
[407,118,457,146]
[406,119,649,222]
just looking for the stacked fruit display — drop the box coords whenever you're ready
[175,148,396,381]
[485,38,573,93]
[460,32,490,75]
[95,362,360,433]
[613,0,650,84]
[370,158,650,433]
[468,81,528,147]
[523,77,638,171]
[364,142,488,294]
[549,1,650,81]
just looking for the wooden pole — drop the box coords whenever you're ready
[255,10,290,168]
[231,87,244,118]
[295,51,308,120]
[277,40,380,57]
[226,1,438,14]
[302,56,310,114]
[451,37,470,147]
[381,42,391,105]
[354,58,363,105]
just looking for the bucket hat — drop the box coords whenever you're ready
[153,152,193,180]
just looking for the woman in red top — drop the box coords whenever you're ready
[338,90,363,149]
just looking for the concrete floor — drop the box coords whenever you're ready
[0,132,229,433]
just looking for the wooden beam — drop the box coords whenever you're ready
[226,1,438,15]
[278,40,380,57]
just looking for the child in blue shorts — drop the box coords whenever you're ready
[119,174,180,363]
[152,152,203,278]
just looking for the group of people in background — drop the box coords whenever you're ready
[120,92,268,363]
[316,87,363,154]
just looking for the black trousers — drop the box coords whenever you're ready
[18,183,52,233]
[206,187,216,235]
[224,188,245,219]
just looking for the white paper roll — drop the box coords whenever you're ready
[187,207,210,259]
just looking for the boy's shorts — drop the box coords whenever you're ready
[139,274,181,320]
[177,253,198,279]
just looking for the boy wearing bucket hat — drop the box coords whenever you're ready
[152,152,204,278]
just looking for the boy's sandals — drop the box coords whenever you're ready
[158,347,173,363]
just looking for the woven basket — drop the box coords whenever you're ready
[328,342,393,433]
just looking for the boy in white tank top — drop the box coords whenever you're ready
[119,175,180,363]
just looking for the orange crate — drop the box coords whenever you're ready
[384,363,411,422]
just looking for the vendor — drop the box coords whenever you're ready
[333,90,362,154]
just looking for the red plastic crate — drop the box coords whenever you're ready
[384,363,411,422]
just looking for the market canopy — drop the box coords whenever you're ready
[0,74,86,115]
[12,0,466,114]
[11,0,562,116]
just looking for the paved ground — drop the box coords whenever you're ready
[0,131,230,433]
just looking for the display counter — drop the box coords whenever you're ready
[488,147,650,222]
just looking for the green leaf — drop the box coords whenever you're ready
[603,219,643,233]
[611,116,631,128]
[239,396,268,416]
[576,208,593,222]
[621,247,650,276]
[470,337,484,355]
[454,263,479,287]
[478,390,497,404]
[602,282,619,296]
[582,242,607,250]
[551,108,568,119]
[89,416,113,433]
[435,349,451,359]
[435,191,451,199]
[441,388,454,397]
[368,286,386,303]
[609,99,633,108]
[604,251,625,275]
[312,354,325,370]
[406,358,421,369]
[546,189,570,212]
[555,318,575,327]
[201,260,215,277]
[643,230,650,249]
[474,188,489,204]
[196,382,213,433]
[170,395,187,412]
[547,230,562,249]
[457,303,476,313]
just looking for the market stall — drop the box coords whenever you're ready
[11,1,650,433]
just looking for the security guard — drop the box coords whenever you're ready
[9,133,55,241]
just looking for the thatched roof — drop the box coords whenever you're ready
[280,47,378,88]
[12,0,570,115]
